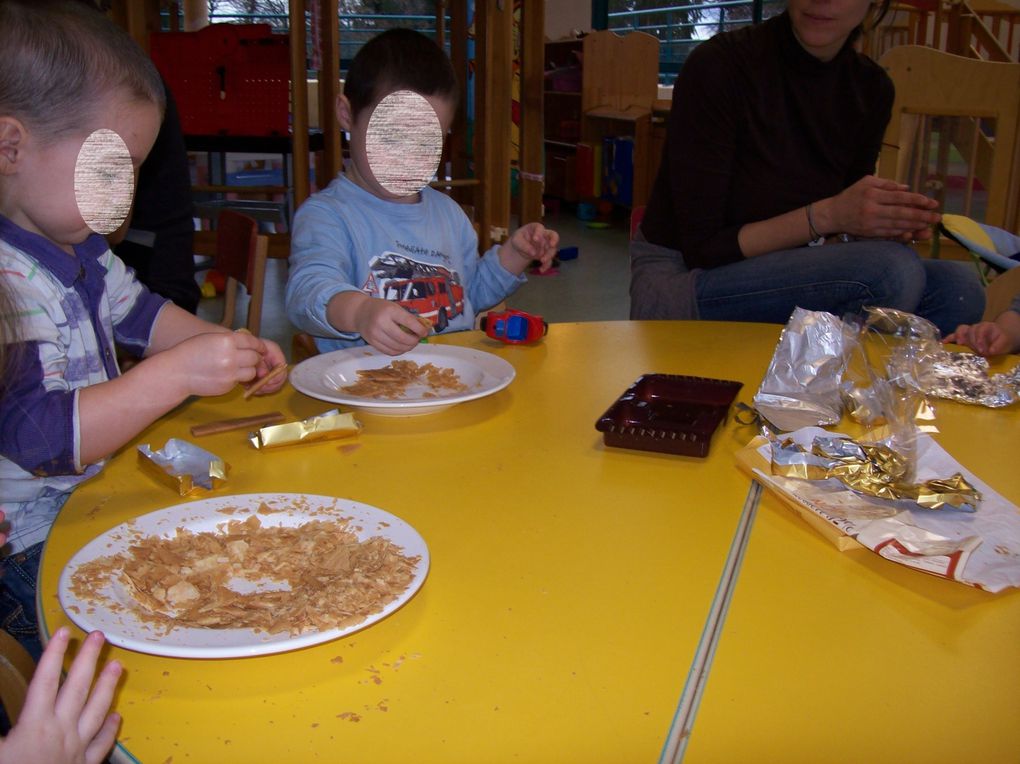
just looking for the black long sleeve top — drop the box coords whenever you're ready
[640,12,894,270]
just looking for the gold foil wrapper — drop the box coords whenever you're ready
[770,435,981,511]
[250,410,361,450]
[137,439,228,496]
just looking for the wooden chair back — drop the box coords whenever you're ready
[291,332,319,364]
[0,629,35,725]
[983,265,1020,320]
[215,210,269,335]
[878,46,1020,234]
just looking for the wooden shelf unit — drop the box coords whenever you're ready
[543,38,584,202]
[542,30,660,208]
[580,30,660,210]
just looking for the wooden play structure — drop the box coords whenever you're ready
[878,45,1020,236]
[107,0,546,256]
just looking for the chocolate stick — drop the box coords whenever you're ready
[243,362,289,400]
[190,411,286,437]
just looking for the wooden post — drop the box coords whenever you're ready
[477,0,513,251]
[436,0,447,50]
[317,0,342,184]
[115,0,160,54]
[449,0,470,191]
[290,0,311,211]
[183,0,208,31]
[519,0,545,225]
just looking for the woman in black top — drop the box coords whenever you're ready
[632,0,984,334]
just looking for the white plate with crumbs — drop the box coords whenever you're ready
[290,344,516,416]
[58,493,429,659]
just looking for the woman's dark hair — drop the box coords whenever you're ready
[0,0,165,143]
[860,0,894,36]
[344,28,459,118]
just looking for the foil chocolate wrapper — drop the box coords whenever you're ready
[920,351,1019,408]
[753,308,848,432]
[769,433,981,511]
[138,439,228,495]
[250,409,361,449]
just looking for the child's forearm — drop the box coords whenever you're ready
[77,351,191,465]
[326,291,370,333]
[497,240,531,275]
[999,310,1020,352]
[146,303,230,355]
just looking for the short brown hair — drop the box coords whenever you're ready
[344,28,458,119]
[0,0,165,143]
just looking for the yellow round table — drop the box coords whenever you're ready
[36,321,1020,764]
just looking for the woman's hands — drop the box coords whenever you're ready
[815,175,941,242]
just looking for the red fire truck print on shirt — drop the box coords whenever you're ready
[363,253,466,331]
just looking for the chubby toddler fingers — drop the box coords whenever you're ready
[54,630,106,722]
[22,626,71,715]
[77,657,122,744]
[84,711,122,764]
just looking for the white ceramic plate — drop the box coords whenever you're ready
[290,345,516,416]
[58,493,429,659]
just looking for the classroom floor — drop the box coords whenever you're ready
[196,210,634,360]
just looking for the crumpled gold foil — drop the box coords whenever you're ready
[137,439,228,496]
[250,409,361,450]
[769,434,981,512]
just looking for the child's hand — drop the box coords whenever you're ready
[354,298,429,356]
[500,223,560,274]
[245,337,288,396]
[0,628,121,764]
[162,330,273,398]
[944,321,1013,356]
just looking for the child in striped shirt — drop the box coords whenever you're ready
[0,0,286,659]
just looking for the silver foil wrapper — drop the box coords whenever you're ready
[137,439,227,495]
[753,308,847,431]
[920,351,1019,408]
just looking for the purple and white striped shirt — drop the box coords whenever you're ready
[0,215,168,552]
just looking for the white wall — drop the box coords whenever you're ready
[545,0,591,40]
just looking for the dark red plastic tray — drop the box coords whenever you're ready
[595,374,743,458]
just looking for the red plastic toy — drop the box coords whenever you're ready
[479,309,548,345]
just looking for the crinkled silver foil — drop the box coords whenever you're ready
[753,308,847,431]
[920,351,1020,407]
[137,439,227,494]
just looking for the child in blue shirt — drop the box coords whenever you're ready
[0,0,287,659]
[287,28,559,356]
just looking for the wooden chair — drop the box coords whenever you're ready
[213,210,269,335]
[983,266,1020,320]
[629,205,646,240]
[0,629,34,726]
[877,46,1020,234]
[291,332,319,364]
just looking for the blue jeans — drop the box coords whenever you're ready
[0,542,43,662]
[631,237,986,335]
[694,241,985,335]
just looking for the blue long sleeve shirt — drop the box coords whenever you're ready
[286,174,525,352]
